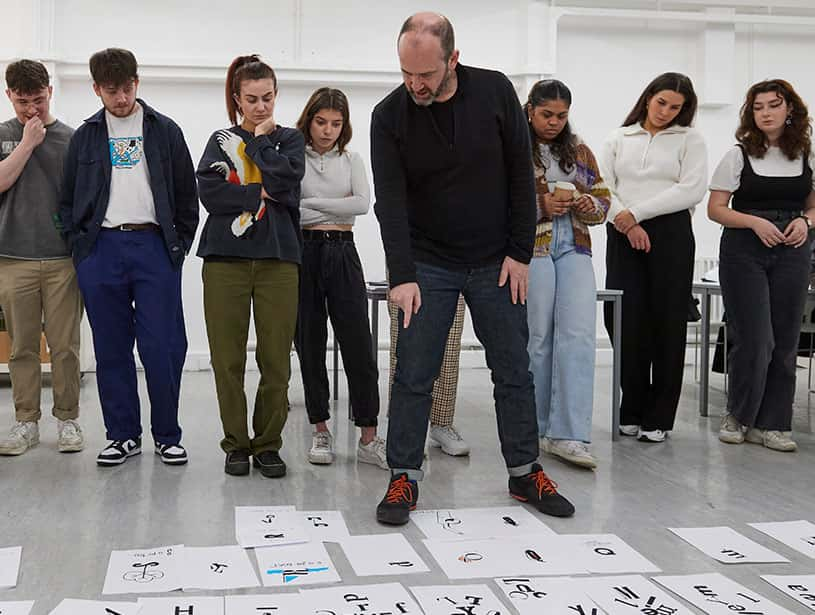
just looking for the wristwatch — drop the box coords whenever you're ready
[799,215,813,230]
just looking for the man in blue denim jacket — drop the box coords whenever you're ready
[59,48,199,467]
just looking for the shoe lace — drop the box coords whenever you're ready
[10,422,29,438]
[385,475,414,504]
[60,421,78,437]
[531,469,559,497]
[314,432,331,449]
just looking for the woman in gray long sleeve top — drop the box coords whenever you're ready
[293,88,387,470]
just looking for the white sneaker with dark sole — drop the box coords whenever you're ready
[97,438,141,466]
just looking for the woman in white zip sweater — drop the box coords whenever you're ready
[293,87,387,469]
[600,72,708,443]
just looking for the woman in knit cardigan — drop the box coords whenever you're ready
[525,79,610,469]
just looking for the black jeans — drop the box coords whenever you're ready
[719,227,811,430]
[294,235,379,427]
[604,210,695,431]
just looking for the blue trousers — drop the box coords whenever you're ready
[76,229,187,445]
[388,261,539,480]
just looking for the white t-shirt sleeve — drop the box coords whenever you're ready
[709,146,744,193]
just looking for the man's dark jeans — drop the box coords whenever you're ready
[387,261,539,480]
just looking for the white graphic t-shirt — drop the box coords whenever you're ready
[102,103,158,227]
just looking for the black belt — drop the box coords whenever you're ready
[302,229,354,241]
[739,208,803,221]
[102,223,161,232]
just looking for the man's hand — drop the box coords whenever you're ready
[613,209,637,234]
[21,116,46,149]
[498,256,529,305]
[254,116,277,136]
[389,282,421,328]
[626,224,651,252]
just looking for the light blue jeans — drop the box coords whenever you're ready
[527,215,597,443]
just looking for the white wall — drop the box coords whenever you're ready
[3,0,815,369]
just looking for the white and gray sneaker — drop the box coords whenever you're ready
[0,421,39,455]
[58,419,85,453]
[428,425,470,456]
[541,437,597,469]
[97,437,141,466]
[718,414,745,444]
[357,436,388,470]
[308,430,334,465]
[745,428,797,452]
[638,428,668,443]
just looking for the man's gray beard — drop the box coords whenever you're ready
[409,65,453,107]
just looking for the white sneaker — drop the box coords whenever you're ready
[0,421,39,455]
[618,424,639,437]
[745,428,797,452]
[428,425,470,456]
[357,436,388,470]
[58,419,85,453]
[638,428,667,443]
[308,431,334,465]
[541,437,597,469]
[718,414,745,445]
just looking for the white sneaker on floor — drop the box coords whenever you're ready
[0,421,39,455]
[357,436,388,470]
[638,428,667,443]
[428,425,470,456]
[718,414,745,445]
[745,428,797,452]
[58,419,85,453]
[618,424,639,437]
[308,431,334,465]
[541,437,597,469]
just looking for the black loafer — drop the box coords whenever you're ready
[225,450,250,476]
[252,450,286,478]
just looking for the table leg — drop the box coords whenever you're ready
[699,290,711,417]
[612,296,622,441]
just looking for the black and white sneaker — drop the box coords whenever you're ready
[97,437,142,466]
[155,443,188,465]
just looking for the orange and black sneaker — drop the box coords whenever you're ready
[376,472,418,525]
[508,463,575,518]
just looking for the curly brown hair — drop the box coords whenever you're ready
[736,79,811,160]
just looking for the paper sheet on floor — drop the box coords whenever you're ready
[181,545,259,590]
[410,584,508,615]
[49,599,140,615]
[102,544,184,594]
[561,534,661,573]
[423,535,586,579]
[0,546,22,589]
[254,541,340,587]
[338,533,429,576]
[299,510,350,541]
[0,601,35,615]
[762,575,815,612]
[138,596,224,615]
[234,506,309,548]
[749,520,815,559]
[410,506,556,541]
[300,582,423,615]
[582,574,696,615]
[654,573,796,615]
[668,526,789,563]
[493,577,596,615]
[224,593,303,614]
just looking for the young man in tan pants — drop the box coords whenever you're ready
[0,60,83,455]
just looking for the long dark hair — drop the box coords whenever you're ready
[525,79,577,173]
[736,79,812,160]
[622,72,697,128]
[225,54,277,126]
[296,88,353,154]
